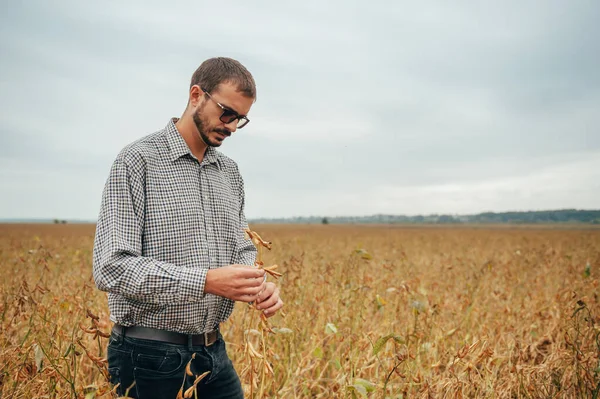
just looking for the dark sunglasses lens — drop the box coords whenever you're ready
[237,118,249,128]
[220,110,238,124]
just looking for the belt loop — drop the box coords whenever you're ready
[113,324,124,344]
[187,334,193,351]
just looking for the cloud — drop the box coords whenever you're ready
[244,150,600,218]
[1,1,598,219]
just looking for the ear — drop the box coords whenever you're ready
[189,85,204,107]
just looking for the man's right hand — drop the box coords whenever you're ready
[204,265,266,303]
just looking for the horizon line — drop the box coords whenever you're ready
[1,208,599,223]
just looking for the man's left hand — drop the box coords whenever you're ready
[255,282,283,318]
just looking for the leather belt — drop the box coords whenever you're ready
[113,324,218,346]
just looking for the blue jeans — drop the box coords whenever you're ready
[107,330,244,399]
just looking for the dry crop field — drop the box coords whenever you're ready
[0,223,599,398]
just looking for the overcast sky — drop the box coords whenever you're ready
[1,1,598,220]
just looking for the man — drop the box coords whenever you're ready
[93,57,283,399]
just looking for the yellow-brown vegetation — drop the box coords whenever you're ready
[1,224,599,398]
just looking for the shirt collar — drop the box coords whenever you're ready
[165,118,219,166]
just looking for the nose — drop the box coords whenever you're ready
[224,119,238,133]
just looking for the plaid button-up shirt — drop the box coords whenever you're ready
[93,118,257,334]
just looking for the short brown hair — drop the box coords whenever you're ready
[190,57,256,99]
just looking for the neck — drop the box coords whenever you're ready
[175,112,208,161]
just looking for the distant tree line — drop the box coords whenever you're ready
[467,209,600,224]
[250,209,600,225]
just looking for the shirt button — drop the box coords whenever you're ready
[203,195,209,201]
[210,257,216,263]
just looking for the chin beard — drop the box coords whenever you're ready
[201,131,222,147]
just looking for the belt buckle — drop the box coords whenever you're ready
[204,331,215,347]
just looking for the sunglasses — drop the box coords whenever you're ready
[200,87,250,129]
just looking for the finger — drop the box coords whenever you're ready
[256,284,275,304]
[237,293,261,303]
[256,288,279,310]
[264,298,284,317]
[233,265,265,278]
[236,277,265,290]
[242,268,265,278]
[253,276,266,287]
[245,283,266,296]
